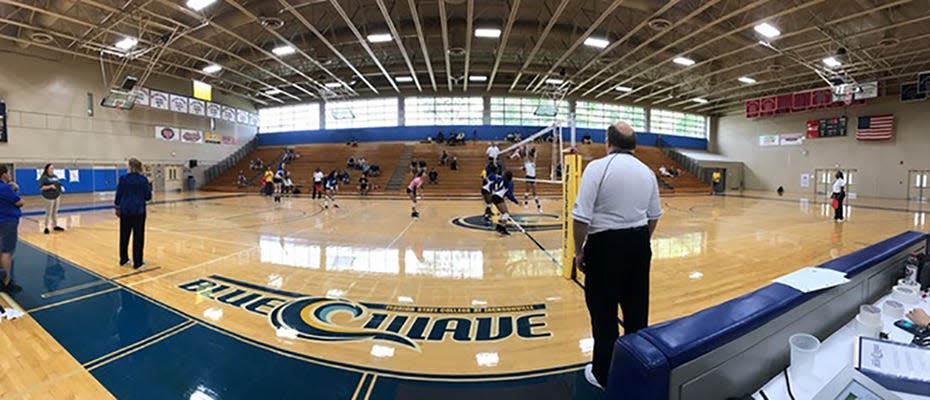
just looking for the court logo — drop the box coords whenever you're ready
[451,212,561,232]
[178,276,550,351]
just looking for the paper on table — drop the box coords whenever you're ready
[773,267,850,293]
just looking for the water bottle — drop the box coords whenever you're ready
[904,253,919,284]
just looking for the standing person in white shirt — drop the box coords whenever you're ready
[486,142,501,166]
[572,121,662,390]
[312,168,324,200]
[522,147,541,212]
[832,171,846,222]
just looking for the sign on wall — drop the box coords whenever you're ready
[221,106,236,122]
[155,126,179,141]
[806,116,848,138]
[150,90,169,110]
[204,131,222,144]
[206,102,222,119]
[800,173,811,188]
[133,88,150,107]
[169,94,189,113]
[180,129,204,144]
[758,135,779,147]
[188,99,206,116]
[779,133,805,146]
[918,71,930,94]
[901,82,927,102]
[236,109,249,124]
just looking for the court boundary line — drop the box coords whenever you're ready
[84,320,196,371]
[27,287,121,313]
[18,241,590,382]
[350,373,369,400]
[21,194,248,217]
[722,193,929,214]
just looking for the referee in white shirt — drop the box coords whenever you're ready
[572,121,662,389]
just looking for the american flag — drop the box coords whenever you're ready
[856,114,894,140]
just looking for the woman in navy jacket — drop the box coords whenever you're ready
[115,158,152,269]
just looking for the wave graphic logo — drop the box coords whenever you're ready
[269,297,419,350]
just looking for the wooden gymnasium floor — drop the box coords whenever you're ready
[0,190,928,399]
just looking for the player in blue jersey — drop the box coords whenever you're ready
[323,170,340,209]
[489,170,519,236]
[480,164,499,222]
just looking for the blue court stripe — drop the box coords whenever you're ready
[21,194,247,217]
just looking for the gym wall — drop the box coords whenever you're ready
[714,96,929,199]
[0,42,257,185]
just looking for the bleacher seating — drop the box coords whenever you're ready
[203,141,711,196]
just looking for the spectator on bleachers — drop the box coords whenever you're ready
[368,164,381,177]
[583,134,593,144]
[515,132,522,141]
[347,157,357,169]
[450,157,458,171]
[439,150,449,166]
[455,132,466,145]
[340,169,351,185]
[486,142,501,164]
[505,132,516,143]
[658,165,673,178]
[436,131,445,143]
[409,160,418,176]
[250,158,264,170]
[358,173,370,196]
[472,130,478,142]
[669,167,681,177]
[428,168,439,185]
[237,170,248,188]
[418,160,427,175]
[347,138,359,147]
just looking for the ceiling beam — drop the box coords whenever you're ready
[375,0,421,92]
[485,0,522,91]
[407,0,437,91]
[463,0,474,92]
[632,0,916,104]
[279,0,378,95]
[438,0,452,91]
[327,0,399,92]
[507,0,571,92]
[528,0,626,93]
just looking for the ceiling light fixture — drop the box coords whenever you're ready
[753,23,781,38]
[324,82,343,89]
[468,75,488,82]
[614,85,633,92]
[263,88,283,95]
[367,33,392,43]
[692,97,709,104]
[186,0,217,11]
[673,57,695,66]
[394,76,414,83]
[115,37,138,50]
[544,78,564,85]
[202,64,222,74]
[583,37,610,49]
[474,28,502,38]
[272,45,296,56]
[737,76,757,84]
[822,56,841,68]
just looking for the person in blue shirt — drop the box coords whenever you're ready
[0,165,25,319]
[115,158,152,269]
[323,170,339,209]
[480,164,499,222]
[489,170,520,236]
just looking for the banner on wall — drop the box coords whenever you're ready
[800,173,810,188]
[249,113,259,126]
[236,109,249,124]
[150,90,169,110]
[69,170,80,182]
[133,88,150,107]
[779,133,805,146]
[758,135,779,147]
[206,102,222,118]
[746,86,866,118]
[221,106,236,122]
[181,129,204,143]
[169,94,189,113]
[222,135,238,145]
[188,99,206,116]
[204,131,222,144]
[156,126,179,141]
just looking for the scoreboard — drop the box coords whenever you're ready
[0,100,6,143]
[806,116,847,139]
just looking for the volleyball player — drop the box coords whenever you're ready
[323,170,339,209]
[523,147,541,212]
[312,168,324,200]
[489,170,519,236]
[480,164,500,222]
[272,168,284,203]
[407,171,424,218]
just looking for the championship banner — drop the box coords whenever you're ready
[204,131,222,144]
[150,90,169,110]
[156,126,179,141]
[181,129,204,144]
[236,109,249,124]
[133,88,150,107]
[222,135,237,145]
[901,82,927,102]
[758,135,779,147]
[169,94,189,113]
[188,99,206,116]
[221,106,236,122]
[206,102,222,118]
[779,133,804,146]
[746,86,865,118]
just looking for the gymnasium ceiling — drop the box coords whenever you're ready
[1,0,928,115]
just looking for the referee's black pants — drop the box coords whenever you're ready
[583,226,652,386]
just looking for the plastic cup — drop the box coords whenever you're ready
[892,286,919,305]
[882,299,905,319]
[789,333,821,375]
[858,304,881,325]
[896,279,920,292]
[856,315,882,338]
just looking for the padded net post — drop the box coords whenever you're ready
[561,152,582,279]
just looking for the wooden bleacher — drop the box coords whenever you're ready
[203,141,710,196]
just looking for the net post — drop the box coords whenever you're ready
[561,151,582,279]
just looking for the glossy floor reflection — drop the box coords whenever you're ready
[1,192,927,399]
